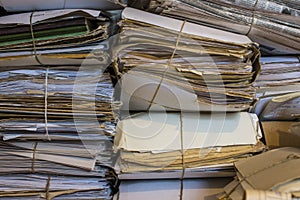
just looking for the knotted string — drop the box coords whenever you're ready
[146,20,186,111]
[30,12,50,140]
[246,0,259,36]
[31,142,38,173]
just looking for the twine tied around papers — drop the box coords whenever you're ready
[45,175,51,200]
[30,12,45,66]
[44,67,50,140]
[30,12,50,140]
[246,0,259,36]
[222,153,300,199]
[179,112,186,200]
[143,21,187,199]
[146,20,186,111]
[31,142,38,173]
[30,143,52,200]
[63,0,67,9]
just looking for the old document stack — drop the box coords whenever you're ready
[0,9,119,200]
[113,7,266,180]
[128,0,300,55]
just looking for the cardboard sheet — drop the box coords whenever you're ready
[115,112,260,152]
[262,121,300,148]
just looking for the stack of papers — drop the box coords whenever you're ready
[0,173,118,200]
[0,0,123,12]
[0,140,114,174]
[128,0,300,54]
[0,140,119,199]
[114,112,266,179]
[0,68,117,140]
[254,56,300,90]
[115,7,261,112]
[218,147,300,200]
[0,9,113,66]
[0,8,120,199]
[253,56,300,121]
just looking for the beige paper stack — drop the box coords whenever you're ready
[128,0,300,55]
[114,112,266,179]
[114,7,261,112]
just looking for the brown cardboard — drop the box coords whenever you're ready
[235,147,300,190]
[220,148,300,199]
[262,121,300,148]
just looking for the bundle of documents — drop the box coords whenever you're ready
[0,139,119,199]
[0,0,123,12]
[0,173,118,199]
[0,9,113,66]
[254,56,300,90]
[253,56,300,121]
[0,7,120,197]
[218,147,300,200]
[128,0,300,54]
[0,66,117,140]
[114,112,266,179]
[115,7,261,112]
[0,139,115,174]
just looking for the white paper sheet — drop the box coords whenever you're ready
[115,112,260,152]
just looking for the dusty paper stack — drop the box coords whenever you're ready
[0,70,119,198]
[252,56,300,148]
[0,9,113,66]
[0,67,116,140]
[218,147,300,200]
[128,0,300,55]
[0,140,119,199]
[0,0,123,12]
[0,173,118,200]
[112,7,266,179]
[114,112,266,179]
[253,56,300,121]
[0,140,115,175]
[254,56,300,91]
[0,8,120,200]
[115,7,261,112]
